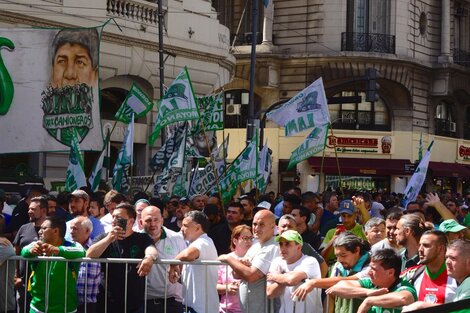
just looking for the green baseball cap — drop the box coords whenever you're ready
[463,214,470,228]
[275,230,303,245]
[439,219,467,233]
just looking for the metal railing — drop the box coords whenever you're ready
[5,256,279,313]
[341,32,396,54]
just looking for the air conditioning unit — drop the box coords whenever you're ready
[226,104,241,115]
[449,122,457,132]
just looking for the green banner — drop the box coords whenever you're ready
[288,124,328,170]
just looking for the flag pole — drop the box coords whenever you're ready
[328,123,343,196]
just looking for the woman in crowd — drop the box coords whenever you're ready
[217,224,253,313]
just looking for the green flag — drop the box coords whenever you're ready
[257,141,272,193]
[288,124,328,170]
[65,130,87,192]
[112,115,134,192]
[195,92,224,132]
[88,149,106,192]
[149,67,199,145]
[215,131,258,203]
[115,83,154,124]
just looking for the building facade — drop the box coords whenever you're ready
[0,0,235,194]
[215,0,470,194]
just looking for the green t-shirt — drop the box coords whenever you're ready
[322,223,366,263]
[450,276,470,313]
[358,278,417,313]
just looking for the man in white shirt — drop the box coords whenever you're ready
[168,210,218,313]
[218,209,279,313]
[267,230,322,313]
[140,205,186,313]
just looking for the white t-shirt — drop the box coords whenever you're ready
[182,233,219,313]
[239,237,279,313]
[268,254,322,313]
[147,227,187,301]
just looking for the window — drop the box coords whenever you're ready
[435,102,456,137]
[329,91,390,131]
[465,108,470,139]
[454,2,470,66]
[343,0,394,53]
[224,89,260,128]
[212,0,264,45]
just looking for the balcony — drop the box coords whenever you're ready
[453,49,470,68]
[341,32,395,54]
[435,118,457,138]
[106,0,164,25]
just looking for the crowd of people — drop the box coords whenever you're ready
[0,186,469,313]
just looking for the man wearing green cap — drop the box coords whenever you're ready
[439,219,466,242]
[267,230,322,313]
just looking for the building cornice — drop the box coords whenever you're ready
[0,9,235,73]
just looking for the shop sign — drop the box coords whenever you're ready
[326,175,376,190]
[459,145,470,160]
[326,135,392,154]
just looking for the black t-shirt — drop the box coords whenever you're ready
[92,232,153,311]
[13,222,40,278]
[301,228,322,251]
[208,221,231,255]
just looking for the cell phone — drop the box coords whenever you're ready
[336,223,346,233]
[116,217,127,230]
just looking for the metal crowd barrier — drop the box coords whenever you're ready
[3,256,285,313]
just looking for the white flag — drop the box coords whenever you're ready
[65,131,87,192]
[112,115,134,192]
[266,77,330,136]
[88,149,106,192]
[288,124,329,169]
[402,141,434,208]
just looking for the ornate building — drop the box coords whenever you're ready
[0,0,235,194]
[215,0,470,194]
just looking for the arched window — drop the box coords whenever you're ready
[435,102,456,137]
[329,90,390,131]
[224,89,261,128]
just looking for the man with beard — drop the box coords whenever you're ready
[400,230,457,310]
[140,206,186,313]
[292,232,371,313]
[395,214,432,270]
[209,202,244,255]
[218,210,279,313]
[320,200,367,264]
[13,196,48,313]
[240,195,256,225]
[190,194,206,211]
[65,190,104,240]
[87,203,157,313]
[165,197,192,232]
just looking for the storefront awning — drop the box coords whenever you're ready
[428,162,470,178]
[308,157,413,176]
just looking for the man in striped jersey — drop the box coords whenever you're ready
[400,230,457,310]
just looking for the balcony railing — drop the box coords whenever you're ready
[453,49,470,67]
[341,32,395,54]
[106,0,160,25]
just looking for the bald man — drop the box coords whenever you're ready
[139,206,186,313]
[218,210,279,313]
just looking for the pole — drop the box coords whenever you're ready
[247,0,259,143]
[328,123,343,196]
[158,0,165,99]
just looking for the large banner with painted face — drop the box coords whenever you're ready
[0,27,103,153]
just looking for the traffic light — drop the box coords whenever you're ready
[365,68,380,102]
